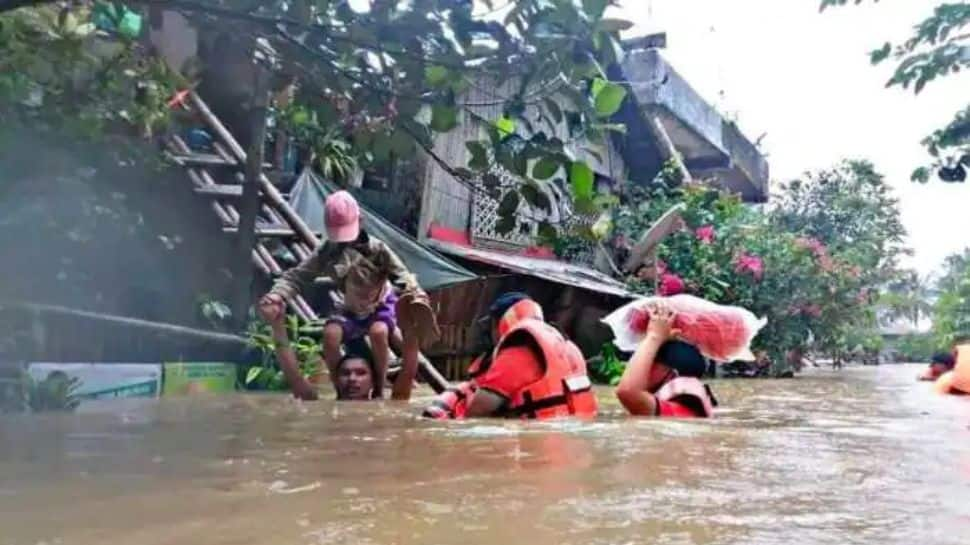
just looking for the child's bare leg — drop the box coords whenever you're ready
[322,322,344,390]
[368,321,391,398]
[393,330,420,401]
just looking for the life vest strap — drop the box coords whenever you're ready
[506,377,592,419]
[445,385,470,400]
[506,391,569,419]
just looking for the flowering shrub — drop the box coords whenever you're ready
[607,160,905,370]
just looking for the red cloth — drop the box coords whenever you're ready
[657,399,702,418]
[475,345,544,398]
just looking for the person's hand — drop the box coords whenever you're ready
[258,293,286,324]
[644,300,679,341]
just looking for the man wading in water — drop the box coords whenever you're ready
[422,292,598,420]
[258,190,439,401]
[268,311,378,401]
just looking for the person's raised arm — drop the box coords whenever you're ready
[270,247,327,300]
[270,319,318,401]
[615,302,677,416]
[464,389,507,417]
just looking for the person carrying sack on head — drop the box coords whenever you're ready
[615,300,718,418]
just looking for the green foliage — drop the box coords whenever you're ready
[931,249,970,346]
[279,104,358,182]
[198,294,234,330]
[588,342,625,386]
[892,333,936,363]
[821,1,970,183]
[0,3,182,139]
[771,160,908,286]
[244,315,322,391]
[878,270,932,327]
[591,78,627,118]
[2,0,636,236]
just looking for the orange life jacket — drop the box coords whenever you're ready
[936,344,970,395]
[422,381,476,420]
[493,319,598,420]
[654,377,715,417]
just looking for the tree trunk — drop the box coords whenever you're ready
[232,61,270,328]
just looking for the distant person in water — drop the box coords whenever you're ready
[918,351,956,381]
[615,300,718,418]
[268,316,376,401]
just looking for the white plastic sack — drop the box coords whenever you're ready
[602,294,766,362]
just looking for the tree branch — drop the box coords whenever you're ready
[0,0,49,13]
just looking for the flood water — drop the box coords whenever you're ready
[2,364,969,545]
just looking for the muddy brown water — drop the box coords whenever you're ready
[1,364,969,545]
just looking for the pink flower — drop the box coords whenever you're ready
[695,225,715,244]
[795,237,827,257]
[656,259,668,275]
[658,273,686,296]
[818,254,835,272]
[734,254,764,281]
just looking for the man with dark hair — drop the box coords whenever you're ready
[334,351,377,401]
[615,301,718,418]
[268,315,378,401]
[429,292,597,420]
[919,351,956,381]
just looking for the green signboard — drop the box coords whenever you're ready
[162,362,238,395]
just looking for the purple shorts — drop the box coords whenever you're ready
[327,291,398,341]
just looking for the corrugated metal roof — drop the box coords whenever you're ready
[425,239,638,300]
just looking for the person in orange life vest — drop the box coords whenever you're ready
[918,351,955,381]
[935,343,970,395]
[446,292,598,419]
[615,300,717,418]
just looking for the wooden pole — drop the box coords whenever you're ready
[622,203,686,273]
[6,303,249,346]
[651,116,693,183]
[233,59,271,327]
[190,92,321,248]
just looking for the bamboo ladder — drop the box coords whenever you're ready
[163,92,447,392]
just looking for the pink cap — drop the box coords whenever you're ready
[325,190,361,243]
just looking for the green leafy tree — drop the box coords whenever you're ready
[2,0,636,229]
[931,247,970,346]
[0,3,183,138]
[820,1,970,182]
[770,160,908,286]
[879,269,933,328]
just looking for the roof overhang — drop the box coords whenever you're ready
[425,239,638,300]
[617,47,770,203]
